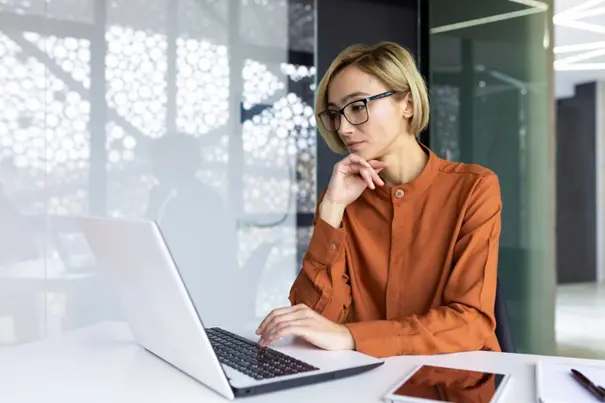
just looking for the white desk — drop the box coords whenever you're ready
[0,322,603,402]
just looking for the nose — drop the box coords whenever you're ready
[337,114,354,138]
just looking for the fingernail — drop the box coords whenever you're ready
[255,328,260,334]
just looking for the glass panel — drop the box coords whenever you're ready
[0,0,94,23]
[0,0,48,344]
[0,0,316,344]
[429,0,556,355]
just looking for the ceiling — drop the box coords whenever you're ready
[555,0,605,97]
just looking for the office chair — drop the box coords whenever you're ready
[494,278,515,353]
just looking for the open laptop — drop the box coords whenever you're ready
[76,216,383,400]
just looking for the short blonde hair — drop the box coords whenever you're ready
[315,41,430,154]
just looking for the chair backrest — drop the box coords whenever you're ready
[494,278,515,353]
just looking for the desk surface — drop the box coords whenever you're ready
[0,322,603,403]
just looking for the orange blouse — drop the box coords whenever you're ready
[289,144,502,357]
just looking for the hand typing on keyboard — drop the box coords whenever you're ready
[255,303,355,351]
[206,328,319,380]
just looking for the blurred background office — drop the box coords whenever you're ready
[0,0,602,360]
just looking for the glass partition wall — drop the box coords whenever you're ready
[429,0,556,355]
[0,0,316,344]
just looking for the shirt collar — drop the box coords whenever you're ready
[374,142,441,202]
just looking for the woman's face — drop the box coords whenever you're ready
[325,66,412,160]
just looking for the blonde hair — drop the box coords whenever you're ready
[315,41,430,154]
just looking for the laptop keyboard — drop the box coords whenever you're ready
[206,327,319,380]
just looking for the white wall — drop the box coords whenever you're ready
[0,0,316,345]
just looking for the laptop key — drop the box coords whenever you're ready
[206,327,319,380]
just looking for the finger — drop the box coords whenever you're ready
[345,164,380,189]
[256,305,303,335]
[258,305,310,336]
[337,156,369,176]
[256,304,307,334]
[350,163,383,188]
[359,167,374,189]
[340,161,365,176]
[366,161,386,185]
[348,154,372,170]
[261,309,311,340]
[353,158,384,175]
[260,321,312,347]
[346,163,374,188]
[261,317,312,343]
[368,160,387,169]
[338,155,371,177]
[366,166,384,187]
[256,308,289,335]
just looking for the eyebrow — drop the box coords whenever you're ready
[327,91,370,108]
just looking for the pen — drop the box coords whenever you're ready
[571,368,605,402]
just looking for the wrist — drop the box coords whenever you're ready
[319,199,345,228]
[340,324,355,350]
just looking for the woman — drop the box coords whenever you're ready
[256,41,502,358]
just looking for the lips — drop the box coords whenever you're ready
[347,141,364,148]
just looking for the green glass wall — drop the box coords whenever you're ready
[429,0,556,355]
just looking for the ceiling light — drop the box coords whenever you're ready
[555,63,605,71]
[555,0,605,18]
[555,48,605,65]
[430,0,548,34]
[431,8,545,34]
[509,0,549,10]
[555,41,605,54]
[553,17,605,34]
[559,6,605,20]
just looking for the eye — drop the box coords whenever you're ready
[351,104,366,112]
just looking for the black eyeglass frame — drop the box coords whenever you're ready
[317,90,399,132]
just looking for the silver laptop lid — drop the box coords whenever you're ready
[77,216,234,400]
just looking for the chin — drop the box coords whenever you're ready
[349,149,367,159]
[354,150,377,161]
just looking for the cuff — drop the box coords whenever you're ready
[306,217,346,266]
[345,321,401,358]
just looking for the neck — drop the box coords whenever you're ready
[378,135,428,186]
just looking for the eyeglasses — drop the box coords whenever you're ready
[317,91,397,132]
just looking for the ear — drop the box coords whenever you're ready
[401,93,414,119]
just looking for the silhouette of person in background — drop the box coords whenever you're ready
[146,133,241,327]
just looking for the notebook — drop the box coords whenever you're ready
[536,360,605,403]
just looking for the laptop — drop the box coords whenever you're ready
[76,216,384,400]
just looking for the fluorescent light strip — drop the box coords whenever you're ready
[555,41,605,54]
[556,48,605,65]
[559,6,605,20]
[555,63,605,71]
[555,0,605,18]
[488,70,528,89]
[430,0,547,34]
[554,17,605,34]
[509,0,549,10]
[431,8,545,34]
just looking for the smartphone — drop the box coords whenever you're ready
[383,364,511,403]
